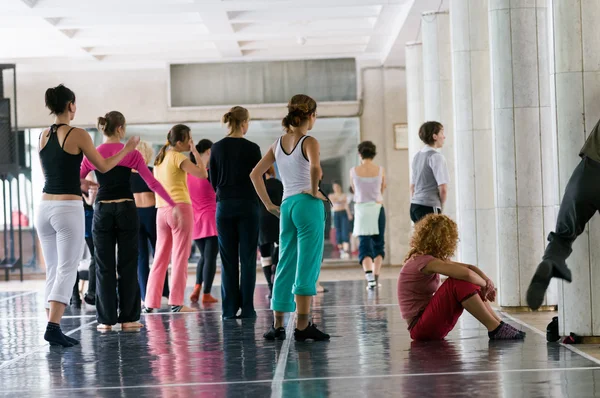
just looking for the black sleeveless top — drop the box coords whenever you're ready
[95,166,134,202]
[130,167,153,193]
[40,124,83,196]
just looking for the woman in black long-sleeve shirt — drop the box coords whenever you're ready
[210,106,262,319]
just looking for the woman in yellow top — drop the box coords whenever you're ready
[144,124,207,313]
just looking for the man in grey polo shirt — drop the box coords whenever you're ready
[410,121,449,223]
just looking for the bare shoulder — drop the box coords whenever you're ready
[305,135,319,144]
[69,127,91,139]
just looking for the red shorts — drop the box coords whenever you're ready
[409,277,480,341]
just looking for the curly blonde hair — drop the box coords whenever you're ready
[136,140,154,165]
[404,214,459,263]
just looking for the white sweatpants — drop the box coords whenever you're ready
[37,200,85,308]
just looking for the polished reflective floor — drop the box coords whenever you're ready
[0,280,599,397]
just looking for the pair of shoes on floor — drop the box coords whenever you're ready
[263,322,330,342]
[190,284,218,304]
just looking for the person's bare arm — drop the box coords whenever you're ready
[449,260,496,300]
[422,258,487,287]
[410,184,415,198]
[344,196,353,220]
[438,183,447,209]
[77,129,139,173]
[380,167,387,194]
[449,260,490,281]
[304,136,322,197]
[181,159,207,179]
[84,173,97,205]
[250,144,278,216]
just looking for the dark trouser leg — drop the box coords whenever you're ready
[334,211,343,246]
[142,207,169,298]
[93,204,118,325]
[542,158,600,281]
[358,235,375,266]
[195,238,206,286]
[217,201,240,319]
[71,272,80,306]
[116,202,141,323]
[203,236,218,294]
[85,237,96,297]
[528,158,600,309]
[239,202,259,318]
[137,208,150,302]
[373,207,386,261]
[410,203,436,223]
[259,242,274,292]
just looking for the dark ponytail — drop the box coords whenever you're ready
[189,139,213,164]
[155,124,191,166]
[97,111,126,137]
[282,94,317,133]
[45,84,76,115]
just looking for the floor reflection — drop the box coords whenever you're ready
[0,281,599,397]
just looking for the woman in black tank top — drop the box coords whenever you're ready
[37,84,139,348]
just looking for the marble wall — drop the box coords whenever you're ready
[489,1,556,307]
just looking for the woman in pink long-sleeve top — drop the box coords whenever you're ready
[80,111,181,331]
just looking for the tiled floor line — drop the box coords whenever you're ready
[271,312,296,398]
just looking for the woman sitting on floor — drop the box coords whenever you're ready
[398,214,525,341]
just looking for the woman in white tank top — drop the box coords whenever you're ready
[250,94,330,342]
[350,141,386,290]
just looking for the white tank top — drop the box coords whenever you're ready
[274,135,311,200]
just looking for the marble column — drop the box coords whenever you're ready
[421,10,456,222]
[449,0,497,283]
[489,1,556,307]
[405,42,425,179]
[549,0,600,335]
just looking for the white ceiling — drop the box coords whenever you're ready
[126,117,360,161]
[0,0,418,70]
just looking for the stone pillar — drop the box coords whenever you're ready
[449,0,497,283]
[549,0,600,335]
[405,42,425,179]
[489,1,555,307]
[421,10,456,222]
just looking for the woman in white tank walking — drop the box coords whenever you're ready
[350,141,386,290]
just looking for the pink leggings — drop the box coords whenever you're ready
[145,204,193,308]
